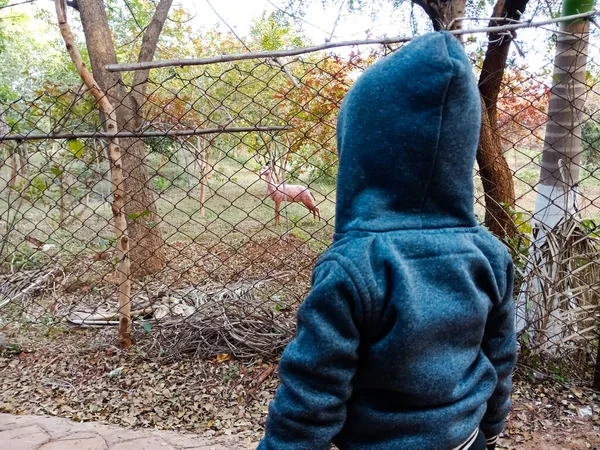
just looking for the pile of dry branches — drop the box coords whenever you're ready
[141,278,296,361]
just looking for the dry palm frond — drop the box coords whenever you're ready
[518,215,600,361]
[0,267,61,310]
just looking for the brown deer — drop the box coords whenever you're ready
[259,165,320,226]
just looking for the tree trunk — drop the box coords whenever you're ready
[475,0,529,238]
[197,136,208,218]
[477,98,517,236]
[56,0,132,348]
[8,149,17,187]
[534,0,591,228]
[102,142,112,203]
[117,136,165,278]
[179,145,191,188]
[412,0,467,41]
[77,0,173,278]
[59,169,66,226]
[0,112,8,185]
[18,143,28,182]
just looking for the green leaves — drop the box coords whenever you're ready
[31,176,46,192]
[250,11,304,51]
[68,139,85,158]
[153,176,167,191]
[50,166,63,177]
[17,176,48,203]
[580,219,599,237]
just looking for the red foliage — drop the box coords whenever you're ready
[276,52,376,177]
[496,66,551,148]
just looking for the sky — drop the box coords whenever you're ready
[184,0,415,43]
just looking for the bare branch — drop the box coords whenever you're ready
[412,0,440,28]
[53,83,85,134]
[327,0,346,42]
[55,0,111,113]
[206,0,251,51]
[205,0,299,87]
[123,0,145,32]
[106,9,599,72]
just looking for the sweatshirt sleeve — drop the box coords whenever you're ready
[257,259,363,450]
[480,258,517,438]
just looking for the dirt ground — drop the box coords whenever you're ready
[1,236,599,449]
[501,378,600,449]
[1,331,599,450]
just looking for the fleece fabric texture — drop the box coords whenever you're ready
[257,31,517,450]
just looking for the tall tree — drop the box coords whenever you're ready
[476,0,529,237]
[72,0,173,277]
[56,0,132,347]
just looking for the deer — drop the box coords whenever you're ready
[259,165,321,226]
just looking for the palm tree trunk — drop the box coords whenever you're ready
[534,0,593,228]
[517,0,595,342]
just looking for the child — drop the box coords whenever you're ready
[257,31,517,450]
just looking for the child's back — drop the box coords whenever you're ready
[258,31,517,450]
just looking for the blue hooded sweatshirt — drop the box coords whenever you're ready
[257,31,517,450]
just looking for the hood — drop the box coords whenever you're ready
[334,31,481,234]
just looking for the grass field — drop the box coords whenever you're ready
[1,145,599,274]
[0,149,336,270]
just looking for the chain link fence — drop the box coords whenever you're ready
[1,24,599,382]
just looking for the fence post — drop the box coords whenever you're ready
[55,0,132,348]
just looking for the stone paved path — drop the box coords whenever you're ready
[0,414,255,450]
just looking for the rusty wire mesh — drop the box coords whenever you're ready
[0,27,599,381]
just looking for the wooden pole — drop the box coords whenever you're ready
[197,136,207,218]
[55,0,132,348]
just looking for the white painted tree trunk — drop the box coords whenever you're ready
[517,5,592,351]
